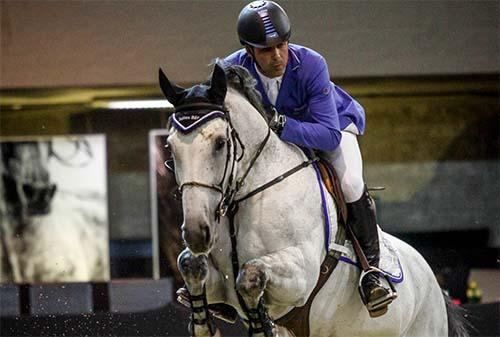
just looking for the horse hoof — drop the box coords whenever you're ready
[176,287,190,308]
[177,249,209,284]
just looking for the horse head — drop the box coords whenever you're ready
[1,141,57,228]
[159,63,234,255]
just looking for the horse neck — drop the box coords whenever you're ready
[225,89,308,194]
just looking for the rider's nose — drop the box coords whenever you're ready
[272,47,281,60]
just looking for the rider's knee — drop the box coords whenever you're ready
[341,173,364,203]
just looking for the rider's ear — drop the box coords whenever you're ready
[159,68,186,106]
[208,63,227,106]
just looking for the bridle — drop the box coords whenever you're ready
[169,100,320,223]
[170,101,272,222]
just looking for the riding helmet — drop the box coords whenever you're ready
[237,1,291,48]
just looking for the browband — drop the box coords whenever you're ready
[172,110,227,134]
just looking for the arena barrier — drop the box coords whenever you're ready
[1,279,497,337]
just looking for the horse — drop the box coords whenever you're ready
[0,138,109,283]
[158,62,469,337]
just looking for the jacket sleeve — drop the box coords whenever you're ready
[223,50,244,66]
[280,57,342,151]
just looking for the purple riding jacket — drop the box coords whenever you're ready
[224,43,365,151]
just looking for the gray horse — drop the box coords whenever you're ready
[158,63,469,337]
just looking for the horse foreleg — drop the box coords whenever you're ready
[0,225,23,282]
[177,249,222,337]
[236,247,314,337]
[236,259,276,337]
[244,247,313,305]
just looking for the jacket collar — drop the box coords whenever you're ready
[242,54,271,106]
[288,47,301,71]
[275,47,300,110]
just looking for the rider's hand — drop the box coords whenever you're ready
[269,107,287,135]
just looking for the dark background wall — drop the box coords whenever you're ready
[2,77,498,247]
[1,0,498,269]
[1,0,498,88]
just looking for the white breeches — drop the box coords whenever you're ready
[320,126,365,203]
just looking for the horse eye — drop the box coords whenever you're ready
[214,137,226,152]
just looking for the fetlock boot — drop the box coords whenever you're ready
[177,286,238,323]
[347,186,397,317]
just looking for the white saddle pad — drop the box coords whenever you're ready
[330,227,404,284]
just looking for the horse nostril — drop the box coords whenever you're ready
[181,222,211,252]
[202,226,211,246]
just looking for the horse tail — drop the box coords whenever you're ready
[443,290,472,337]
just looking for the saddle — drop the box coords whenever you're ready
[316,158,348,226]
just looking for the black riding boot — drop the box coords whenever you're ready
[347,186,397,317]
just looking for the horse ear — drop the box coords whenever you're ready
[159,68,185,106]
[208,63,227,106]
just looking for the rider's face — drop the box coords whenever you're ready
[248,42,289,78]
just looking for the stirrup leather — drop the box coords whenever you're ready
[358,267,398,316]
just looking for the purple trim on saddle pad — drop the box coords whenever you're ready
[172,111,226,133]
[339,256,405,284]
[312,163,330,252]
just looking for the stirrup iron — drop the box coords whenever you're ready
[358,267,398,317]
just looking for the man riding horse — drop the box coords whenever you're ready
[223,0,397,316]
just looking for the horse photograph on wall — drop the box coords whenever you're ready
[0,134,110,283]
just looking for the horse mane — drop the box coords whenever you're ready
[213,59,269,123]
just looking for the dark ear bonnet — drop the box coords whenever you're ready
[160,60,266,133]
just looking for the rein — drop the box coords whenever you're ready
[217,124,271,218]
[172,102,317,221]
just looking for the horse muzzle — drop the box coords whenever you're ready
[25,183,57,216]
[181,222,213,255]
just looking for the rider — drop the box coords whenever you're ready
[223,0,396,317]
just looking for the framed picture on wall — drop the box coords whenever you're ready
[0,134,110,283]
